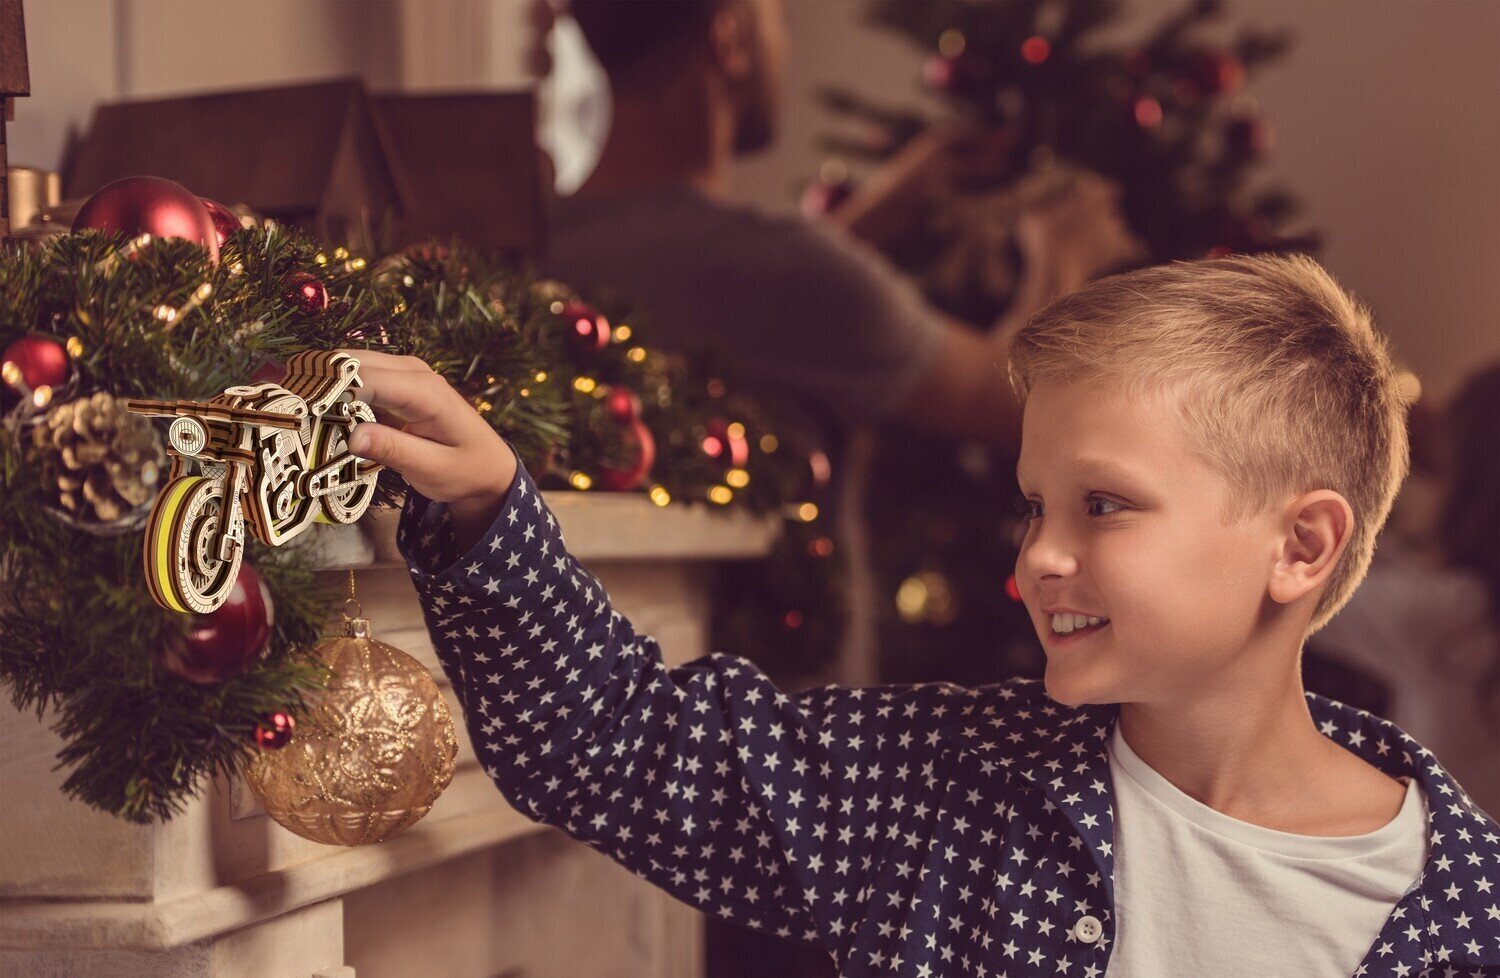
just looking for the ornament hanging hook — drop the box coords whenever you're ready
[343,569,362,622]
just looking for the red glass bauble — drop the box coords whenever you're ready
[1020,35,1051,65]
[200,198,242,249]
[282,271,330,316]
[596,418,656,491]
[702,417,750,469]
[71,176,220,265]
[1004,573,1023,603]
[2,334,71,390]
[159,563,275,684]
[604,386,642,422]
[562,300,611,352]
[254,711,295,750]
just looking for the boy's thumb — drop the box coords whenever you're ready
[348,423,377,459]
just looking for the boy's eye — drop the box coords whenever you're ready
[1011,493,1126,522]
[1088,496,1126,518]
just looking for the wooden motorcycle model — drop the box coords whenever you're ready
[124,351,383,615]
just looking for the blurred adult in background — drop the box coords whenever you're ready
[1307,362,1500,819]
[538,0,1144,668]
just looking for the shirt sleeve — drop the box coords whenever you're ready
[396,452,983,958]
[706,217,946,425]
[546,197,948,426]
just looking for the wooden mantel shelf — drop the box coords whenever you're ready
[0,491,780,978]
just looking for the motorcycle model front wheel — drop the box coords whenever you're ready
[142,475,244,614]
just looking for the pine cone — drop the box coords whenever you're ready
[30,391,167,531]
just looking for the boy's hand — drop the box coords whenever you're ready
[339,349,519,548]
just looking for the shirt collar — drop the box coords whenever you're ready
[943,682,1500,968]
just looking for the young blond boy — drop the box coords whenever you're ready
[342,254,1499,976]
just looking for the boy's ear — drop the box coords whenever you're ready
[1268,490,1355,606]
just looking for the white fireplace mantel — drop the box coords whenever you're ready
[0,493,780,978]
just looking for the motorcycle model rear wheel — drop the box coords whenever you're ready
[313,399,379,525]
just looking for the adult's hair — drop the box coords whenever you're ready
[569,0,726,81]
[1007,254,1413,635]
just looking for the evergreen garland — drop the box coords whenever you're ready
[1,224,823,822]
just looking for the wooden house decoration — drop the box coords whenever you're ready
[373,90,547,259]
[63,78,414,250]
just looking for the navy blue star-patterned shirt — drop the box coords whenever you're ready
[396,456,1500,977]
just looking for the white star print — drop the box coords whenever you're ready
[393,465,1500,977]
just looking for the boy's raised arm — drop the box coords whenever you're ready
[396,452,985,959]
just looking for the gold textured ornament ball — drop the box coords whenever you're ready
[245,612,459,846]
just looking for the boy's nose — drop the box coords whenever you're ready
[1018,534,1082,582]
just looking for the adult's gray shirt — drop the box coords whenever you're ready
[539,184,945,684]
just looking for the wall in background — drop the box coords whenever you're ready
[8,0,533,177]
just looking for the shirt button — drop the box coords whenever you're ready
[1072,915,1103,944]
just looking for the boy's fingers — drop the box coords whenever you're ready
[337,348,430,373]
[348,420,452,486]
[350,363,462,442]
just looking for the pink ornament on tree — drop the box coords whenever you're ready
[596,388,656,491]
[254,711,295,750]
[562,300,611,352]
[199,198,242,249]
[158,563,275,685]
[282,271,329,316]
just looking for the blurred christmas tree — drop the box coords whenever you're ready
[808,0,1319,687]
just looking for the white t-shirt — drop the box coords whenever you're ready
[1105,725,1428,977]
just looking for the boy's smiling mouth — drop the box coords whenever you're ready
[1044,612,1111,645]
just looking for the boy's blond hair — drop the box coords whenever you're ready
[1006,254,1413,635]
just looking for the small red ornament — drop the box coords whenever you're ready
[783,610,804,630]
[1020,35,1051,65]
[1132,95,1164,130]
[282,271,330,316]
[562,300,611,352]
[200,198,242,249]
[604,386,642,422]
[71,176,220,265]
[2,334,71,391]
[596,417,656,491]
[1189,50,1245,97]
[1004,572,1023,603]
[701,417,750,469]
[254,711,295,750]
[158,563,274,684]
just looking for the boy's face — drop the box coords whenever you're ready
[1014,378,1290,708]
